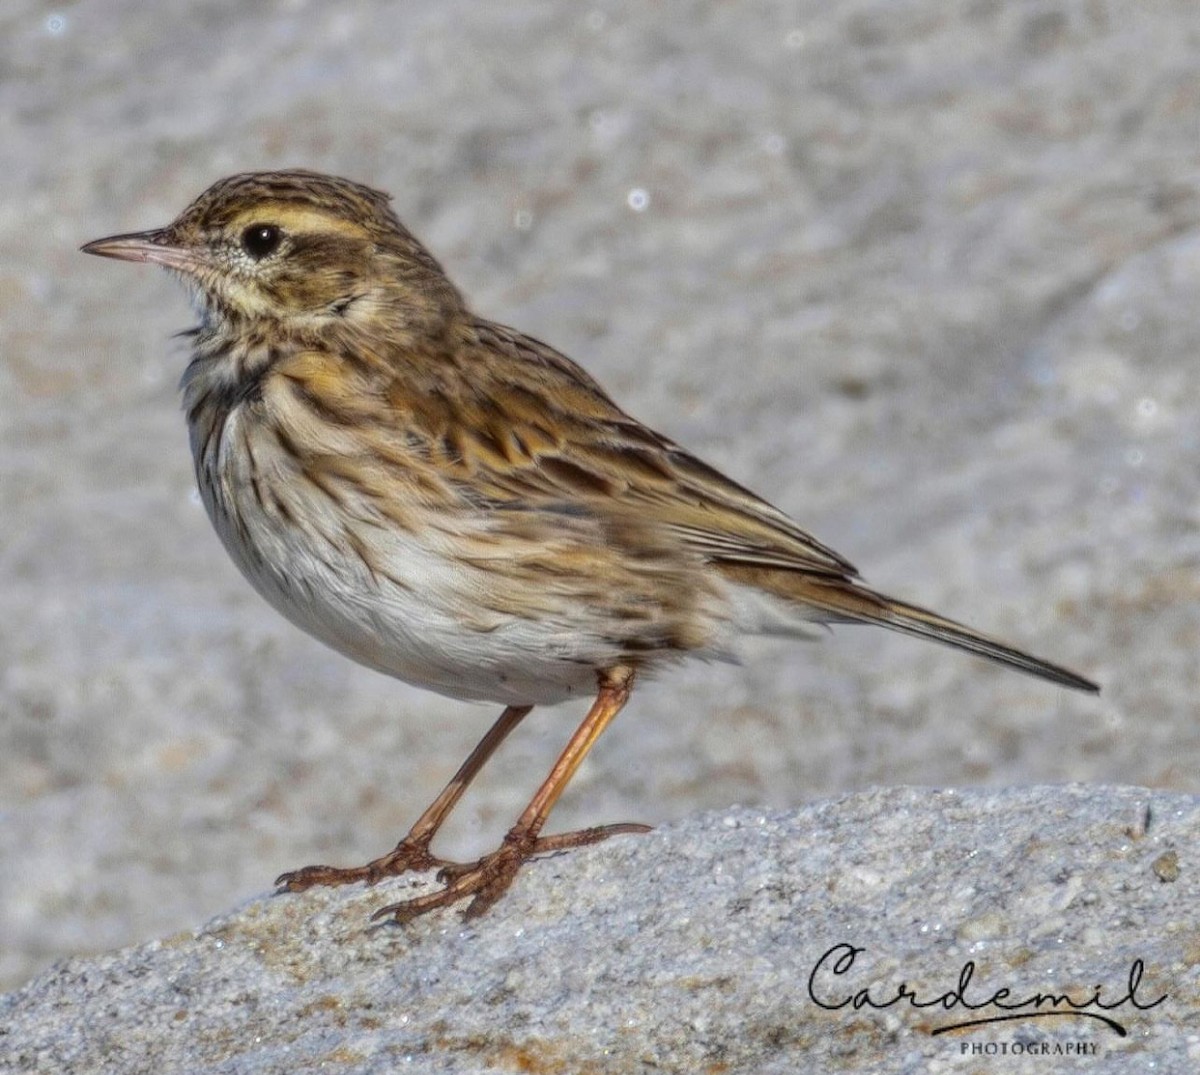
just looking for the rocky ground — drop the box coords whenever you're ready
[2,787,1196,1074]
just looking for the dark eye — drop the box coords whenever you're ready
[241,223,282,259]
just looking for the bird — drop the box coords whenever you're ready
[81,169,1098,922]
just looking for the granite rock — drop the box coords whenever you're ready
[1,786,1195,1073]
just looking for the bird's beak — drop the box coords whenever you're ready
[80,228,204,273]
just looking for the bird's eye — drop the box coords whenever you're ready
[241,223,282,260]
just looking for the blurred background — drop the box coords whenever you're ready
[3,0,1198,990]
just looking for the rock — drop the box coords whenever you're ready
[1,786,1193,1073]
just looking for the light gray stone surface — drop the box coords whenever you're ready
[1,787,1195,1074]
[3,0,1198,1002]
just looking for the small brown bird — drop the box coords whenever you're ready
[82,170,1097,922]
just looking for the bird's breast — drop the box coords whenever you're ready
[182,386,717,705]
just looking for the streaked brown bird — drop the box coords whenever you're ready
[82,170,1098,921]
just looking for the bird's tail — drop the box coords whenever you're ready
[724,565,1099,693]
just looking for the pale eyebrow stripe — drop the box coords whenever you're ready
[228,205,373,239]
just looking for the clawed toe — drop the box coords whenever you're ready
[275,839,450,892]
[275,863,349,891]
[530,821,652,854]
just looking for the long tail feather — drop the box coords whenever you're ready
[723,565,1099,692]
[839,587,1098,692]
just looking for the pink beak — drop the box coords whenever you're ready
[81,228,204,273]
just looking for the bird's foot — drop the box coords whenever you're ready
[371,821,651,922]
[275,837,453,892]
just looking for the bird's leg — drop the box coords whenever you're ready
[373,666,650,923]
[276,704,533,891]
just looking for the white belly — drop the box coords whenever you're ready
[194,407,611,706]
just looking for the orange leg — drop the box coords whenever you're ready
[277,704,532,891]
[373,665,649,922]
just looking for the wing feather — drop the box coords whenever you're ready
[437,320,857,579]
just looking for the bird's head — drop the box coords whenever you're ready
[82,169,461,336]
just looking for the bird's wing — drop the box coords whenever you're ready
[404,320,858,579]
